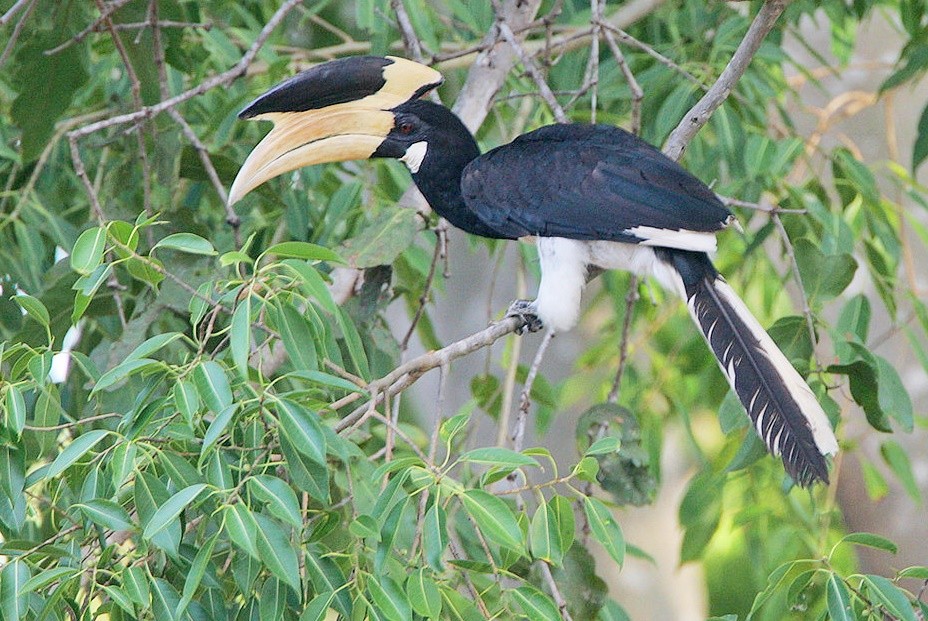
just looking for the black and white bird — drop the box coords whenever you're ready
[228,56,838,485]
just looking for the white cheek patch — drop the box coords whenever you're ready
[400,141,428,173]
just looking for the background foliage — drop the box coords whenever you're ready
[1,0,927,619]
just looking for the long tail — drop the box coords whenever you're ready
[662,250,838,485]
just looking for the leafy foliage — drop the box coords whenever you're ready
[1,0,926,620]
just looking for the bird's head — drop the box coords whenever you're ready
[227,55,445,206]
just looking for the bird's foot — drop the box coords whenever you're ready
[505,299,544,335]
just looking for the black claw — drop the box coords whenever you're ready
[505,299,544,334]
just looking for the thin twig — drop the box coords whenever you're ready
[664,0,791,160]
[540,561,575,621]
[67,0,303,142]
[496,19,569,123]
[43,0,136,56]
[607,277,638,403]
[512,330,556,452]
[772,213,818,350]
[390,0,425,62]
[601,27,643,135]
[0,0,30,25]
[333,317,524,433]
[0,0,37,67]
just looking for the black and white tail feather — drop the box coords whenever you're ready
[665,251,839,486]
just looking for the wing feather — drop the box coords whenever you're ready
[461,124,732,248]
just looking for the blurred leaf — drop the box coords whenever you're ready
[406,569,442,618]
[881,441,922,503]
[511,585,561,621]
[13,294,49,328]
[460,489,525,552]
[368,575,411,621]
[152,233,217,256]
[460,447,539,468]
[826,574,852,621]
[275,399,326,465]
[861,574,918,621]
[264,241,342,263]
[143,484,207,540]
[583,496,625,567]
[76,499,134,531]
[70,227,107,275]
[914,102,928,172]
[46,430,109,479]
[340,207,419,268]
[11,30,88,161]
[794,238,857,304]
[837,532,898,554]
[1,559,31,621]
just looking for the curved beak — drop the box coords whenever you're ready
[228,56,442,206]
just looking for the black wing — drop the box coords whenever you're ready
[460,124,732,245]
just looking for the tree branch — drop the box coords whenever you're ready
[664,0,791,160]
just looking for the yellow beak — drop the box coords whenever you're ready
[228,56,442,206]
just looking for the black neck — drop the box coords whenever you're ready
[398,101,511,239]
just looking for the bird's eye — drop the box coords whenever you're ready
[398,122,414,135]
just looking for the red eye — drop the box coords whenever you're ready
[399,122,414,135]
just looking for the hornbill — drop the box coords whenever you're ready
[228,56,838,485]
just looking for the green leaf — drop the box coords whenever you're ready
[152,232,217,256]
[254,513,301,591]
[913,102,928,172]
[585,436,621,456]
[826,574,852,621]
[899,566,928,580]
[459,489,524,552]
[273,301,319,372]
[11,30,88,161]
[248,475,302,528]
[1,559,32,621]
[143,484,207,540]
[550,495,575,555]
[223,503,258,558]
[583,496,625,567]
[71,227,107,275]
[275,399,326,465]
[151,577,182,621]
[76,499,134,531]
[13,294,49,328]
[301,592,335,621]
[264,241,342,263]
[406,569,442,618]
[530,500,562,565]
[173,380,199,425]
[194,361,233,413]
[176,533,218,617]
[837,532,898,555]
[126,332,183,363]
[4,385,26,438]
[881,441,922,503]
[511,585,561,621]
[230,294,253,378]
[18,567,79,596]
[122,566,150,607]
[92,358,157,393]
[423,502,448,571]
[46,430,109,478]
[260,577,286,621]
[460,447,539,468]
[201,404,237,457]
[862,574,918,621]
[340,206,419,268]
[794,238,857,304]
[368,575,411,621]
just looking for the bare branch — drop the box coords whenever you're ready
[601,28,643,135]
[0,0,31,25]
[390,0,426,61]
[512,330,556,451]
[43,0,136,56]
[664,0,791,160]
[0,0,36,67]
[607,277,638,404]
[496,19,569,123]
[67,0,303,142]
[333,317,524,433]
